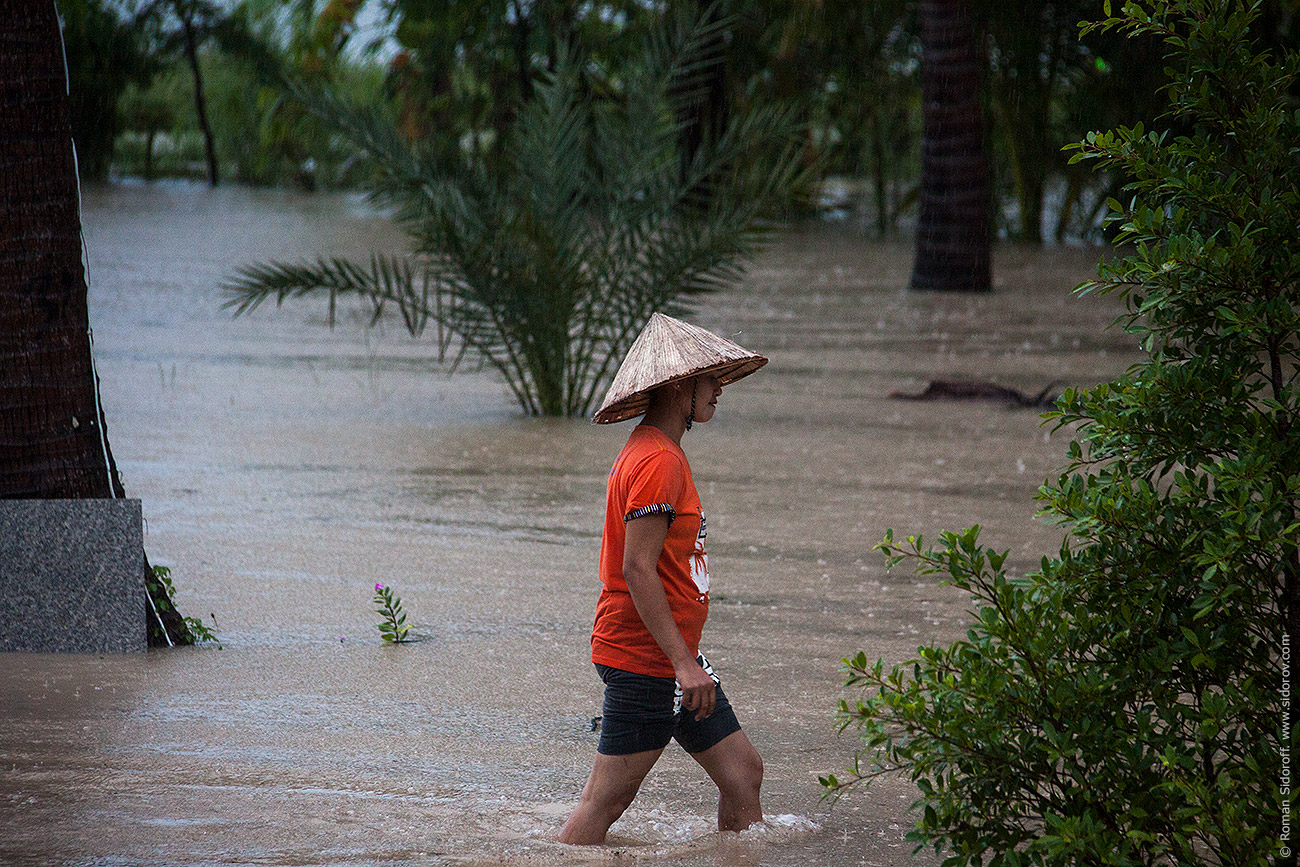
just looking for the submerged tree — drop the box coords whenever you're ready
[0,0,192,646]
[135,0,229,187]
[910,0,990,293]
[225,9,803,417]
[828,1,1294,864]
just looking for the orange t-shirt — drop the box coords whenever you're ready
[591,425,710,678]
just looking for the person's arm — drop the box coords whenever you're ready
[622,514,716,720]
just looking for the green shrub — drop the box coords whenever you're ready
[826,2,1296,865]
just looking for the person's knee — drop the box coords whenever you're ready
[718,745,763,798]
[742,748,763,793]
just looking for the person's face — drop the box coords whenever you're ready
[691,374,723,424]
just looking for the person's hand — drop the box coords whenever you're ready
[675,660,716,720]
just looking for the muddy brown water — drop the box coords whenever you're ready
[0,183,1141,866]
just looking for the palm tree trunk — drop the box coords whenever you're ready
[0,0,190,645]
[910,0,990,293]
[1,1,116,499]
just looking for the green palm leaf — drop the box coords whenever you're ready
[226,6,803,417]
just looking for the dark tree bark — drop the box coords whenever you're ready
[910,0,991,293]
[0,0,189,645]
[178,2,219,187]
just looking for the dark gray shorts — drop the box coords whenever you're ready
[595,661,742,756]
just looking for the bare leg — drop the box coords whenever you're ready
[557,747,664,844]
[689,730,764,832]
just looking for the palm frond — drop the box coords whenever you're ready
[279,75,473,237]
[224,252,544,412]
[644,0,734,112]
[229,4,802,417]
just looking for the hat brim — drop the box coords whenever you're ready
[591,355,767,424]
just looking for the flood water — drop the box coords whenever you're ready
[0,183,1142,866]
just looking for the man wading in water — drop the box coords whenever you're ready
[558,313,767,844]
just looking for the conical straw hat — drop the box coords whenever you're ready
[593,313,767,424]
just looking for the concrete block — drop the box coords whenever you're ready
[0,499,145,653]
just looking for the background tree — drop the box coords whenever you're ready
[134,0,230,186]
[976,0,1179,244]
[117,85,176,181]
[61,1,1297,237]
[979,0,1091,243]
[224,9,805,417]
[700,0,920,233]
[828,1,1294,863]
[910,0,990,292]
[217,0,379,188]
[827,0,917,236]
[378,0,663,173]
[0,0,192,646]
[57,0,153,181]
[1045,20,1167,243]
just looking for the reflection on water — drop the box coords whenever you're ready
[0,182,1140,866]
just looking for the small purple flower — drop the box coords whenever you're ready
[375,583,384,592]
